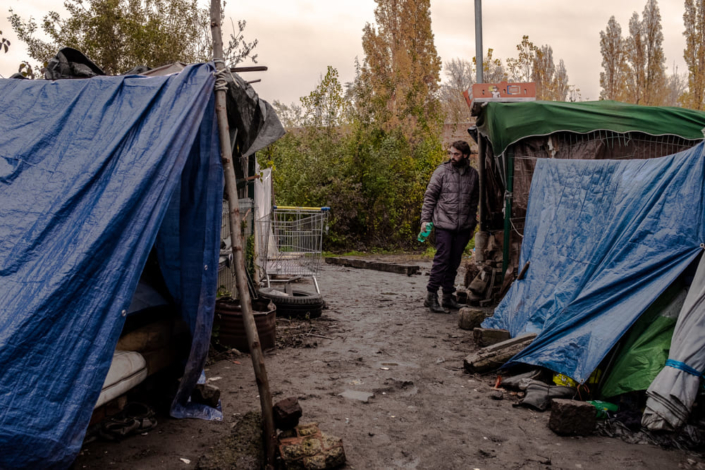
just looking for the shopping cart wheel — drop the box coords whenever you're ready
[258,287,324,319]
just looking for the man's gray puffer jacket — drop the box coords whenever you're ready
[421,161,479,232]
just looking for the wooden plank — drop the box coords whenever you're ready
[463,333,537,373]
[325,257,420,276]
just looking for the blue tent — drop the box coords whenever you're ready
[0,64,223,468]
[483,144,705,383]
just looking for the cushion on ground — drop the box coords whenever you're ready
[94,350,147,409]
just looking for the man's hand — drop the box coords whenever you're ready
[421,222,429,233]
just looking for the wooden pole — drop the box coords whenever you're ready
[209,1,276,466]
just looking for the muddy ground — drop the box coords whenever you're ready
[75,257,705,469]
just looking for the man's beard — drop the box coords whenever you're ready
[452,157,469,168]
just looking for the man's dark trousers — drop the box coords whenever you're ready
[427,228,473,294]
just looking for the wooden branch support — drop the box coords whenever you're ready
[210,1,276,466]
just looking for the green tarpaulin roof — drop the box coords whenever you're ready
[475,100,705,156]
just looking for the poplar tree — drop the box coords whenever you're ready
[530,45,570,101]
[507,35,537,82]
[554,60,570,101]
[626,12,647,104]
[359,0,443,135]
[599,16,629,101]
[642,0,666,105]
[623,1,667,105]
[683,0,705,110]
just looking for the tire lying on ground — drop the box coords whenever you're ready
[258,288,324,319]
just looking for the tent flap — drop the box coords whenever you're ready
[482,144,705,383]
[0,64,221,468]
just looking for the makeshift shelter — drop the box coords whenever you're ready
[471,100,705,282]
[482,143,705,383]
[0,59,282,468]
[644,253,705,430]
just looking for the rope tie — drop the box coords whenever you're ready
[213,58,238,91]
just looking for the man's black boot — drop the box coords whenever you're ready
[442,292,462,310]
[424,291,448,313]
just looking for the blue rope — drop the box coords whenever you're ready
[665,359,704,379]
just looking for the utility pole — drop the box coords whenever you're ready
[475,0,483,84]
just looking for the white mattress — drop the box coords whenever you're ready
[94,350,148,409]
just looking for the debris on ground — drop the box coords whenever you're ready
[278,422,346,470]
[276,316,339,349]
[197,411,263,470]
[513,380,576,411]
[191,383,221,408]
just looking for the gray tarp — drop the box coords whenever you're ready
[643,252,705,430]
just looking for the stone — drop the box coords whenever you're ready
[458,308,485,331]
[548,399,596,436]
[191,383,220,408]
[473,328,512,347]
[273,397,303,430]
[339,390,374,403]
[490,390,503,400]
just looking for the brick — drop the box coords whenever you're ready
[273,397,303,430]
[549,399,596,436]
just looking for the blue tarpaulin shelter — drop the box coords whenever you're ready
[0,63,223,468]
[483,144,705,383]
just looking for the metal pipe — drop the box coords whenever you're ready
[478,135,485,231]
[210,1,276,466]
[502,149,514,277]
[231,65,269,72]
[475,0,483,84]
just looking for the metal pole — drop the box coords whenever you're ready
[502,149,514,277]
[477,135,485,231]
[475,0,483,84]
[210,1,276,466]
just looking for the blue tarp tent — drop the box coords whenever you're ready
[0,63,223,468]
[483,144,705,383]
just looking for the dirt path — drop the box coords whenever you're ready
[75,259,704,469]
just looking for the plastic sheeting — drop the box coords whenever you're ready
[644,253,705,430]
[483,144,705,382]
[475,100,705,157]
[600,283,685,398]
[0,63,222,468]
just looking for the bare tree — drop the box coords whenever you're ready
[440,58,473,123]
[665,64,688,107]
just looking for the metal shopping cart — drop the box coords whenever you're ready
[257,206,329,293]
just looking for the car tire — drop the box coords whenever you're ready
[258,288,324,319]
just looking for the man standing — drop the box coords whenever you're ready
[420,140,479,313]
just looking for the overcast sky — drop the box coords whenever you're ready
[0,0,692,104]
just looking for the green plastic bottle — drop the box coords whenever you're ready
[417,222,434,242]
